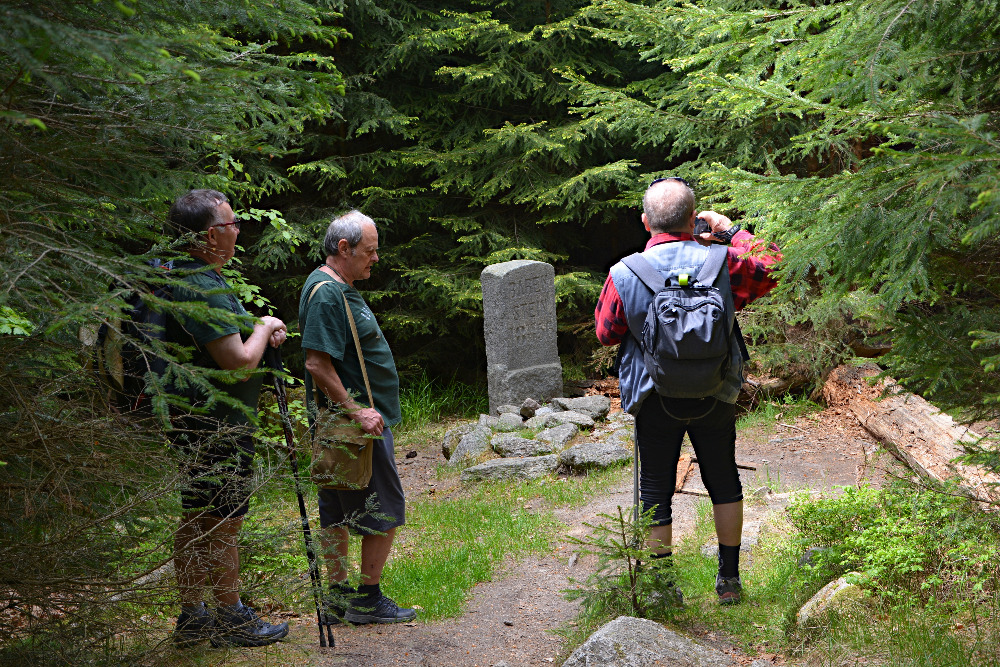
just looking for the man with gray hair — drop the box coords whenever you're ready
[298,209,415,624]
[596,177,781,606]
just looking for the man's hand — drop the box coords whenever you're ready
[261,315,287,348]
[352,406,385,436]
[694,210,734,246]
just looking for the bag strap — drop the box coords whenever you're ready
[305,280,375,409]
[696,243,728,287]
[621,253,665,293]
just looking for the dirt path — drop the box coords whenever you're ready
[286,403,891,667]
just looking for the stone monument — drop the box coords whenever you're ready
[480,260,563,414]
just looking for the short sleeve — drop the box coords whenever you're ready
[300,283,348,362]
[172,281,242,346]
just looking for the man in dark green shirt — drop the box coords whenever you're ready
[299,210,415,624]
[166,189,290,648]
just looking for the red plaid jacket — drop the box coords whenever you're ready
[595,230,781,345]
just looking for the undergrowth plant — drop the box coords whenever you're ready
[564,505,691,624]
[788,481,1000,610]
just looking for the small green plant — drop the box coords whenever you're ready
[737,394,820,433]
[564,505,683,621]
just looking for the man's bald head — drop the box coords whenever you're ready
[642,178,696,234]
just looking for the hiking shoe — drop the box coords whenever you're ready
[322,584,354,626]
[715,574,742,605]
[173,603,214,647]
[211,603,289,647]
[344,594,417,624]
[649,575,684,608]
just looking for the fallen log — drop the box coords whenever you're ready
[821,363,1000,504]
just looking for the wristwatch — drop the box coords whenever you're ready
[713,224,741,244]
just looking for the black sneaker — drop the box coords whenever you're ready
[648,574,684,609]
[173,603,214,647]
[715,574,743,605]
[344,594,417,625]
[211,603,290,647]
[323,583,354,626]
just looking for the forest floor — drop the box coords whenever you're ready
[260,387,898,667]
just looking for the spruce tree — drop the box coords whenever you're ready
[0,1,343,659]
[569,0,1000,430]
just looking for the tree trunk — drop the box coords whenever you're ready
[821,363,1000,503]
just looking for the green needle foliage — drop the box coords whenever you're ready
[0,1,344,661]
[566,0,1000,458]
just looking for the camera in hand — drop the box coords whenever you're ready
[694,216,710,235]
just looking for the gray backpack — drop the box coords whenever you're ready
[622,244,741,398]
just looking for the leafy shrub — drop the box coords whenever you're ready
[788,482,1000,608]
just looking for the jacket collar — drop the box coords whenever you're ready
[645,232,694,250]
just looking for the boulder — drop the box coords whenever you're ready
[478,414,499,429]
[551,395,612,420]
[460,455,559,483]
[547,410,595,428]
[495,404,520,416]
[495,412,524,432]
[524,414,552,430]
[535,423,579,450]
[441,423,475,460]
[605,427,633,449]
[519,397,542,419]
[563,616,733,667]
[797,574,866,626]
[492,434,553,458]
[449,425,493,465]
[559,441,631,471]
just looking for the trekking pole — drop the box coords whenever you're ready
[263,346,335,648]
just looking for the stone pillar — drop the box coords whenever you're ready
[481,260,563,414]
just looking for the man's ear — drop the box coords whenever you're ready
[337,238,351,256]
[641,212,651,232]
[198,226,218,249]
[684,211,697,233]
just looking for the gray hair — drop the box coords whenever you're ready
[323,209,376,256]
[167,189,230,238]
[642,180,695,233]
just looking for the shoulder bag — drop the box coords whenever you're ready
[305,280,376,490]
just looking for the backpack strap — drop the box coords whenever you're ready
[695,243,728,287]
[621,253,665,293]
[304,280,375,409]
[619,253,662,344]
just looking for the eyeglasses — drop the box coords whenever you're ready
[210,220,240,232]
[649,176,692,188]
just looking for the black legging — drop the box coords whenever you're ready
[635,394,742,526]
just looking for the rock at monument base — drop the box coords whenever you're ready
[535,423,579,450]
[441,423,475,460]
[495,412,524,432]
[562,616,734,667]
[491,433,553,458]
[560,441,631,472]
[797,574,866,626]
[449,425,493,465]
[605,427,633,449]
[486,363,563,414]
[460,455,559,483]
[546,410,595,428]
[552,395,612,420]
[519,397,542,419]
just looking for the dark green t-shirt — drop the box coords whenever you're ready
[167,257,263,427]
[299,268,401,426]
